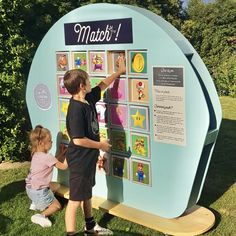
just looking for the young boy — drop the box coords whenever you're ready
[63,57,126,235]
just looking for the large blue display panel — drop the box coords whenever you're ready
[26,3,221,218]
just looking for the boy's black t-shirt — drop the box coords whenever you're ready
[66,86,101,182]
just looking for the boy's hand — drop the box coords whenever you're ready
[98,55,126,91]
[117,56,126,75]
[100,140,112,152]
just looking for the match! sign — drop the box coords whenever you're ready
[64,18,133,45]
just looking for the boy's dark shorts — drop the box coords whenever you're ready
[69,175,94,201]
[66,148,98,201]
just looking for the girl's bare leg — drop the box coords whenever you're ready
[42,198,61,217]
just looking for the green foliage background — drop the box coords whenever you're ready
[0,0,235,161]
[181,0,236,96]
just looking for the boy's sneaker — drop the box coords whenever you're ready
[31,213,52,227]
[29,203,37,211]
[84,223,113,235]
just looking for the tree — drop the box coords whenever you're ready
[0,0,32,162]
[79,0,185,29]
[1,0,186,161]
[181,0,236,96]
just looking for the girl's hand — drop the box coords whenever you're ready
[59,143,67,155]
[56,143,67,162]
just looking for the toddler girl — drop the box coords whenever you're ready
[25,125,67,227]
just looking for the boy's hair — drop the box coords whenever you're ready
[63,69,88,95]
[29,125,50,155]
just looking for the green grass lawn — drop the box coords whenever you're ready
[0,96,235,236]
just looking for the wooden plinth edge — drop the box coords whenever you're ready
[51,182,215,236]
[51,182,70,199]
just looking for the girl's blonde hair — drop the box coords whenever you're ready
[29,125,50,155]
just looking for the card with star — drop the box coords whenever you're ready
[129,105,149,131]
[71,51,87,71]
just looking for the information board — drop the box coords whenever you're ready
[26,3,222,219]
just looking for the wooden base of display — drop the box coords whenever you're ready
[51,182,215,236]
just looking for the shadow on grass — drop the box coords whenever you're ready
[199,118,236,206]
[0,214,12,234]
[98,212,115,226]
[207,207,222,231]
[56,195,68,209]
[0,180,25,235]
[97,213,161,236]
[0,180,25,204]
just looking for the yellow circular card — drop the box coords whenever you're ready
[132,53,145,73]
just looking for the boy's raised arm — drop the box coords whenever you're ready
[98,56,126,91]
